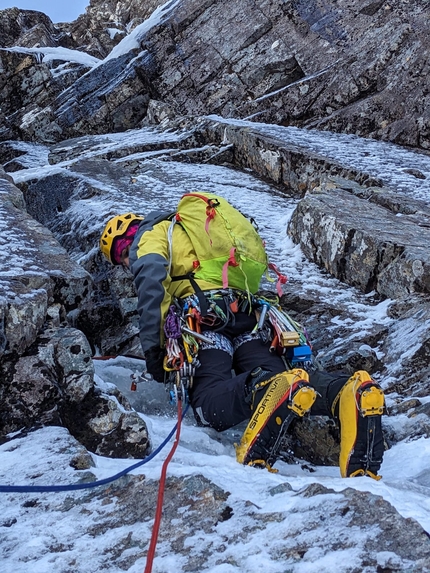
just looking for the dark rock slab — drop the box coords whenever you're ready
[288,183,430,299]
[0,174,92,358]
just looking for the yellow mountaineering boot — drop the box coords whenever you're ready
[336,370,385,479]
[235,368,317,471]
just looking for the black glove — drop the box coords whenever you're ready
[144,346,165,383]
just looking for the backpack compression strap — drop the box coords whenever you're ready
[268,263,288,297]
[222,247,240,289]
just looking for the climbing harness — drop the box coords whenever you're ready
[163,288,315,372]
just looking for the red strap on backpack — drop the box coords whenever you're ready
[205,205,216,244]
[181,193,219,245]
[222,247,239,288]
[268,262,288,296]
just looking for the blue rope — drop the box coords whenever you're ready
[0,404,189,494]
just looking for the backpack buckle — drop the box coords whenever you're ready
[207,198,220,208]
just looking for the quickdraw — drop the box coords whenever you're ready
[162,303,204,403]
[160,290,244,401]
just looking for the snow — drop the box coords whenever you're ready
[2,45,101,68]
[208,115,430,200]
[251,61,340,104]
[2,141,50,170]
[10,128,191,184]
[93,0,181,69]
[106,28,125,40]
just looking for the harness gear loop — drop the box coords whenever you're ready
[163,305,202,396]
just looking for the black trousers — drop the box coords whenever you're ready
[189,311,349,432]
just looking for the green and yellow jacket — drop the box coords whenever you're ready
[128,211,221,354]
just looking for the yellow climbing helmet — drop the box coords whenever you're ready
[100,212,144,264]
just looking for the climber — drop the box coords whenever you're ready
[99,197,385,478]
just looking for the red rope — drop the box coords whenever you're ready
[144,399,183,573]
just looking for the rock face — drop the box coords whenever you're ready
[1,0,430,148]
[0,169,92,359]
[0,166,150,458]
[0,8,58,47]
[288,180,430,299]
[47,478,430,571]
[133,0,430,150]
[62,0,167,57]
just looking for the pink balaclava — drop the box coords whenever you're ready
[112,222,140,264]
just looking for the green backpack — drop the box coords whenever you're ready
[171,192,268,294]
